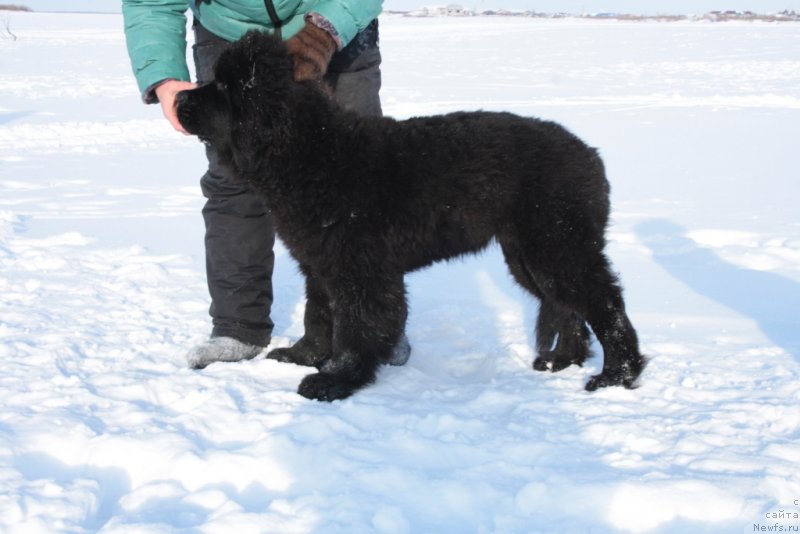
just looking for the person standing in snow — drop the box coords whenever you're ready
[122,0,408,368]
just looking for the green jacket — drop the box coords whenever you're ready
[122,0,382,100]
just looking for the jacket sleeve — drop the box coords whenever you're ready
[311,0,382,47]
[122,0,191,102]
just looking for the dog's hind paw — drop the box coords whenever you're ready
[533,350,585,373]
[585,357,646,391]
[298,372,359,402]
[585,373,617,391]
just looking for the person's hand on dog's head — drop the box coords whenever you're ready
[155,79,198,135]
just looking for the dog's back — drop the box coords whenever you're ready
[332,110,611,272]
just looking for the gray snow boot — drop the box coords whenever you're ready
[187,336,264,370]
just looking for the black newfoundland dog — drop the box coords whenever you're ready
[176,31,645,401]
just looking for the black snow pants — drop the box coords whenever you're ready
[192,18,383,346]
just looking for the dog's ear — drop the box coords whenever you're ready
[217,31,295,176]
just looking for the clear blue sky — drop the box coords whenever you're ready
[15,0,800,15]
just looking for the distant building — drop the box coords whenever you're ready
[406,4,473,17]
[446,4,465,16]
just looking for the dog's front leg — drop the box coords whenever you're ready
[267,271,333,367]
[297,275,407,401]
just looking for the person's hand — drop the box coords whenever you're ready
[155,79,198,134]
[285,22,337,82]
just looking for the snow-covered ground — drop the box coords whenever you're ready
[1,12,799,533]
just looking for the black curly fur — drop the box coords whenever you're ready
[176,30,646,401]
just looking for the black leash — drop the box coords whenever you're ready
[195,1,284,39]
[263,0,284,39]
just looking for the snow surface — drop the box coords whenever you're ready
[1,12,800,534]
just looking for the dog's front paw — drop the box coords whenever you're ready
[267,346,309,365]
[267,337,329,368]
[298,372,357,402]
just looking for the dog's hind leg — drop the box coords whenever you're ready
[297,275,408,402]
[533,300,592,372]
[525,250,645,391]
[500,243,591,373]
[267,272,333,367]
[578,258,645,391]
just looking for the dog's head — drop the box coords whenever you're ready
[176,30,295,176]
